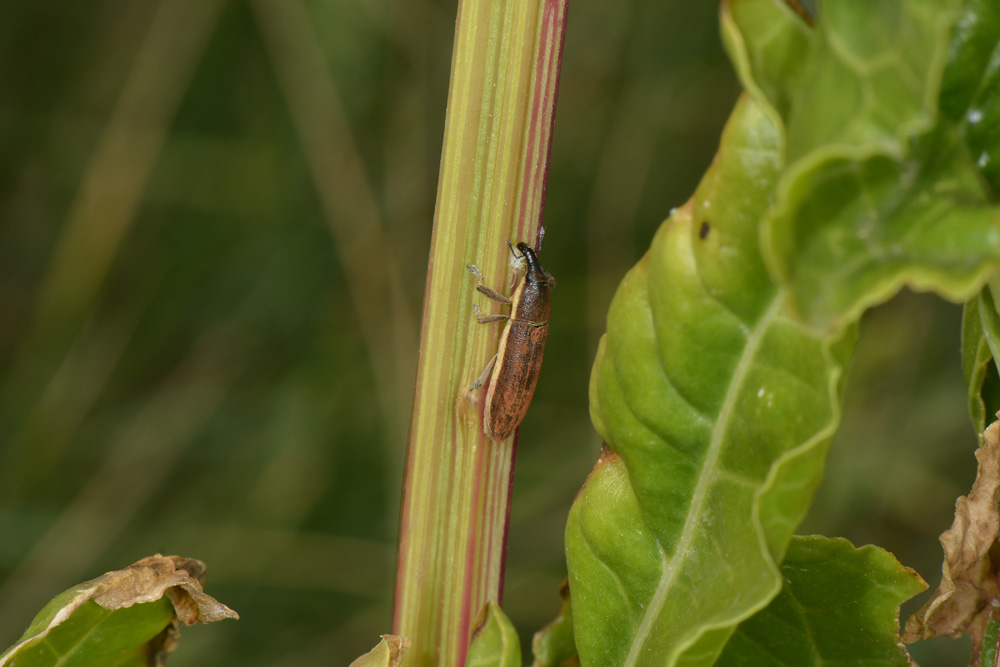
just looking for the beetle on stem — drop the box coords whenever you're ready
[467,240,555,441]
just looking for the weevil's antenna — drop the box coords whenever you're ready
[505,238,521,259]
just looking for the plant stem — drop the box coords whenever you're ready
[392,0,567,665]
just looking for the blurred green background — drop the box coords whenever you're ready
[0,0,977,664]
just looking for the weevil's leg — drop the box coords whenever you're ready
[476,283,510,303]
[470,354,498,391]
[466,264,510,304]
[473,304,509,324]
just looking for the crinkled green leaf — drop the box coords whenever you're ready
[962,285,1000,436]
[720,0,811,131]
[725,0,1000,332]
[939,0,1000,194]
[767,124,998,331]
[531,580,577,667]
[576,93,853,666]
[573,1,1000,664]
[717,536,927,666]
[467,602,521,667]
[724,0,955,165]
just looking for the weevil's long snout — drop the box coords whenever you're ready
[516,242,554,286]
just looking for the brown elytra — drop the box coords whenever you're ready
[469,242,554,441]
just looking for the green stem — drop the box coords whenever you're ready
[392,0,567,665]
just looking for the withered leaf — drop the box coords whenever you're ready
[88,554,238,623]
[903,418,1000,648]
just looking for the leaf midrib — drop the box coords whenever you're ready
[622,294,783,667]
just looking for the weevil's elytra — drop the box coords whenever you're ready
[468,241,555,441]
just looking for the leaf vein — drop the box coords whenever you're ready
[622,296,783,666]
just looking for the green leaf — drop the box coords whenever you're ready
[767,124,998,331]
[576,93,853,666]
[725,0,1000,332]
[982,611,1000,667]
[717,536,927,666]
[574,1,1000,664]
[467,602,521,667]
[531,580,577,667]
[0,555,237,667]
[724,0,956,165]
[349,635,411,667]
[720,0,812,132]
[962,292,994,435]
[962,285,1000,435]
[0,599,173,667]
[938,0,1000,194]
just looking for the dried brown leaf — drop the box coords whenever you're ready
[88,554,238,623]
[903,417,1000,647]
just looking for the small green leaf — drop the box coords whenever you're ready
[962,286,1000,435]
[531,580,577,667]
[717,536,927,666]
[0,555,237,667]
[0,599,173,667]
[982,610,1000,667]
[349,635,411,667]
[467,602,521,667]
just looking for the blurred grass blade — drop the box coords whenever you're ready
[250,0,418,443]
[0,555,236,667]
[0,330,237,635]
[35,0,224,332]
[392,0,567,665]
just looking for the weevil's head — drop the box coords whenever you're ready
[517,242,556,289]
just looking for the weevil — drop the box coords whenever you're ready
[467,240,555,441]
